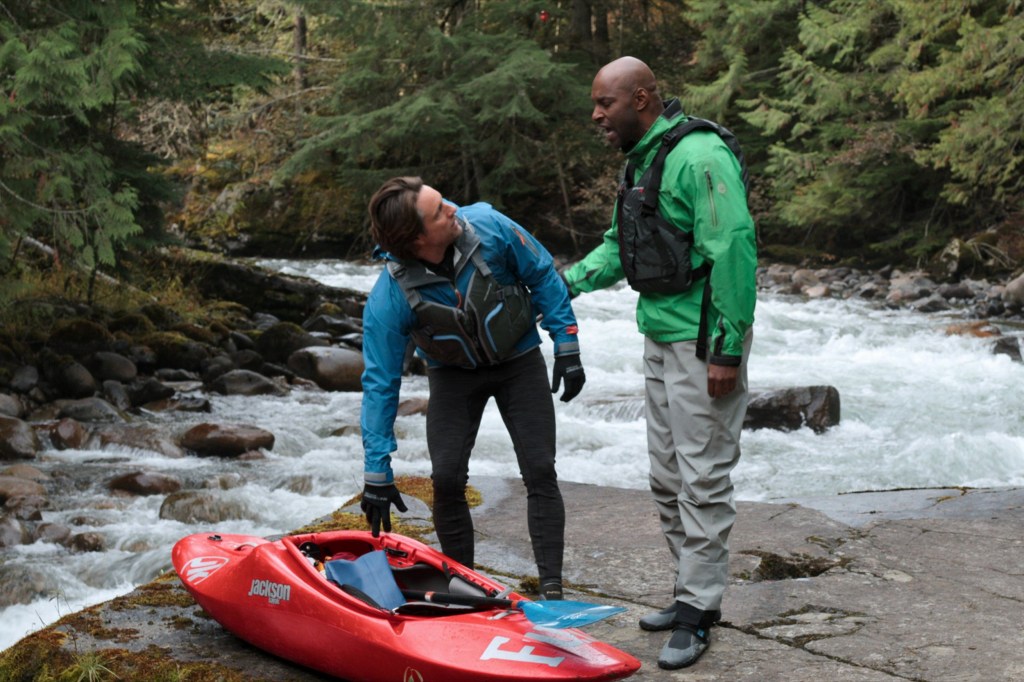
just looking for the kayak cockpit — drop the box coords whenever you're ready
[282,531,499,616]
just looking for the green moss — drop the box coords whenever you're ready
[108,582,195,610]
[138,304,185,330]
[203,301,252,330]
[108,312,156,335]
[170,323,217,345]
[0,628,75,680]
[288,475,480,545]
[65,646,266,682]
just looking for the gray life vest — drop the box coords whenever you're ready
[386,219,535,369]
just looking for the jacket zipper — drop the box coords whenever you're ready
[705,170,718,228]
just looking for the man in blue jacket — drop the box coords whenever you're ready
[359,176,585,600]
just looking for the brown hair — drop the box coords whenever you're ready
[368,176,424,260]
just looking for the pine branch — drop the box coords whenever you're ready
[0,178,89,216]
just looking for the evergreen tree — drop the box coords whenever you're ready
[278,0,599,250]
[686,0,1023,267]
[738,1,932,261]
[895,1,1023,221]
[0,0,285,301]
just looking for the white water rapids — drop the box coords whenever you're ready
[2,259,1023,651]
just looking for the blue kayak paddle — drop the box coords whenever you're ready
[401,589,627,629]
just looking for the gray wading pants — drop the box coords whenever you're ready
[426,347,565,584]
[644,332,752,612]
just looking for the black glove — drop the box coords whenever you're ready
[551,353,585,403]
[360,483,408,537]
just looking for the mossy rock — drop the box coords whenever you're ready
[0,336,31,367]
[311,301,346,318]
[46,318,115,359]
[204,300,253,329]
[255,321,328,364]
[138,331,211,372]
[138,303,185,330]
[171,322,218,345]
[108,312,157,336]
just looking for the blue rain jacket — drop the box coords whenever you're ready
[361,202,580,484]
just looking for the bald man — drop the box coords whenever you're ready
[561,57,757,670]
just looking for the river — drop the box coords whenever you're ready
[2,259,1023,651]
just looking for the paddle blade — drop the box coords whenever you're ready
[519,600,627,629]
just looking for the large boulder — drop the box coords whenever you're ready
[187,259,367,324]
[0,563,60,605]
[108,471,183,496]
[287,346,364,392]
[92,424,187,458]
[180,422,275,457]
[744,386,841,434]
[0,475,46,504]
[255,322,329,364]
[88,351,138,382]
[48,359,98,399]
[158,491,250,524]
[0,392,23,418]
[0,416,41,460]
[1002,272,1024,308]
[138,332,211,372]
[55,397,125,423]
[45,319,114,359]
[207,369,288,397]
[49,418,89,450]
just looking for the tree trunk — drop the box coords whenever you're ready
[293,13,308,91]
[569,0,593,57]
[551,140,578,252]
[592,0,610,66]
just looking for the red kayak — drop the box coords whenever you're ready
[172,529,641,681]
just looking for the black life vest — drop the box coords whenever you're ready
[387,219,535,369]
[616,99,749,359]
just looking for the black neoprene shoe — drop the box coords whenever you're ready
[640,604,721,631]
[657,625,710,670]
[639,604,678,631]
[538,581,563,601]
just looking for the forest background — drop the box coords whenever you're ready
[1,0,1023,310]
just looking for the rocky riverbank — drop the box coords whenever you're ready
[2,480,1022,681]
[759,263,1024,359]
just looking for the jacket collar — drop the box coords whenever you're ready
[625,97,687,170]
[383,215,481,288]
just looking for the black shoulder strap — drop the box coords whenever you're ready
[641,118,723,216]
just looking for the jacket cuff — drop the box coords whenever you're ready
[364,470,394,486]
[554,339,580,356]
[709,353,742,367]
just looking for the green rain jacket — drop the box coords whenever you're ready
[563,103,757,363]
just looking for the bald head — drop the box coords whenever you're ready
[596,57,658,100]
[590,57,665,152]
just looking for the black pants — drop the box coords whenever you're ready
[426,347,564,584]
